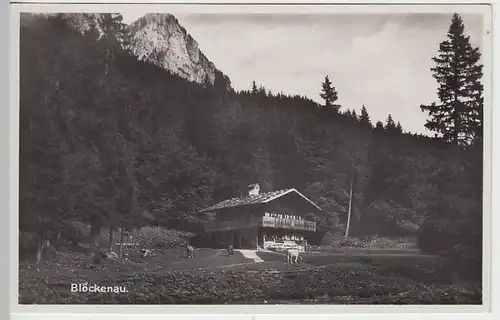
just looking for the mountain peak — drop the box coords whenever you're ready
[127,13,219,85]
[140,13,176,24]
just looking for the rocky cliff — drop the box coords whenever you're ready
[126,13,219,85]
[21,12,226,86]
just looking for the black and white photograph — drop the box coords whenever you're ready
[15,3,491,307]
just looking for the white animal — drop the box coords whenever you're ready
[140,248,153,258]
[286,248,300,264]
[186,244,195,259]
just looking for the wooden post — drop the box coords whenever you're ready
[345,165,355,238]
[119,227,124,259]
[108,226,114,249]
[255,228,259,249]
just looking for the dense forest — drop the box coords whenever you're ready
[19,13,484,281]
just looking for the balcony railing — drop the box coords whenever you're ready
[204,216,316,232]
[260,216,316,231]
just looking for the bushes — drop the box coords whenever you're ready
[417,148,482,284]
[418,209,482,283]
[98,226,194,250]
[318,236,416,249]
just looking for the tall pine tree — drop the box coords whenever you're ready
[251,81,258,95]
[358,105,371,127]
[395,122,403,134]
[351,109,358,122]
[319,75,340,112]
[385,114,396,132]
[420,13,483,146]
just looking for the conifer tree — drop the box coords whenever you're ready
[101,14,128,44]
[251,81,258,95]
[358,105,371,127]
[420,13,483,146]
[385,114,396,132]
[396,122,403,134]
[351,109,358,121]
[319,75,340,112]
[258,85,266,96]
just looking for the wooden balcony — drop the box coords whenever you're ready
[204,216,316,232]
[260,216,316,231]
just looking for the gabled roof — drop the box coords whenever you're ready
[199,188,322,213]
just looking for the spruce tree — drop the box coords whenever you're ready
[420,13,483,146]
[351,109,358,121]
[258,85,266,96]
[385,114,396,131]
[251,81,258,95]
[358,105,371,127]
[395,122,403,134]
[319,75,340,112]
[100,14,128,44]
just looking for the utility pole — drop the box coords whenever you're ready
[344,165,355,238]
[119,227,124,259]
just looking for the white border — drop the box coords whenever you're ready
[9,1,496,319]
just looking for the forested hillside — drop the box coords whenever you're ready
[19,13,483,281]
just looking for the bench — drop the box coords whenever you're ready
[115,242,139,248]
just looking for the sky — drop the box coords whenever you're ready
[120,11,486,135]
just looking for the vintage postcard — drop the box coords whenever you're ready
[10,1,493,317]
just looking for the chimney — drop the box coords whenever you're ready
[248,183,260,196]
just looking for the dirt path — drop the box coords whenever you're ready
[237,249,264,262]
